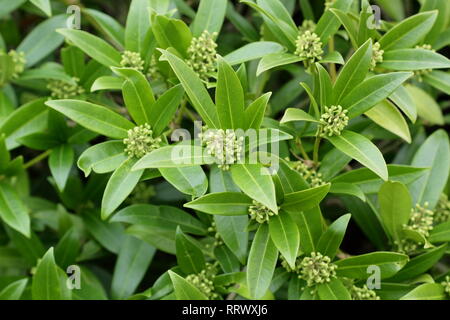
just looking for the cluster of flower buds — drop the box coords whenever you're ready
[199,127,244,170]
[248,200,278,224]
[298,252,337,287]
[146,55,162,81]
[292,160,326,188]
[123,123,162,158]
[407,202,434,238]
[320,105,349,137]
[47,77,85,99]
[298,20,316,34]
[8,50,26,78]
[187,30,218,82]
[294,30,323,65]
[126,182,155,204]
[370,42,384,71]
[120,50,145,72]
[413,44,435,81]
[205,221,223,249]
[185,263,218,299]
[434,193,450,224]
[350,285,380,300]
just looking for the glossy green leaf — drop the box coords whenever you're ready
[224,42,284,66]
[0,278,28,300]
[268,210,299,269]
[168,270,208,300]
[175,227,205,275]
[380,49,450,70]
[247,224,278,299]
[282,184,330,213]
[159,166,208,197]
[0,183,30,238]
[185,192,252,215]
[77,141,127,177]
[317,214,351,259]
[49,144,74,191]
[191,0,227,36]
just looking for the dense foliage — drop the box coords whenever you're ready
[0,0,450,301]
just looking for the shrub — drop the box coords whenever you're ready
[0,0,449,301]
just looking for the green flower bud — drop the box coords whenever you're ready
[298,252,337,287]
[298,20,316,34]
[294,30,323,65]
[123,123,162,158]
[292,160,326,188]
[120,51,145,72]
[47,77,85,99]
[407,202,434,237]
[370,42,384,71]
[187,30,218,82]
[434,193,450,224]
[185,263,219,299]
[320,105,349,137]
[413,44,435,81]
[350,285,380,300]
[8,50,26,78]
[199,126,244,170]
[205,221,223,248]
[280,255,302,273]
[325,0,336,10]
[146,55,162,81]
[248,200,278,224]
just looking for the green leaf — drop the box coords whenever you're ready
[400,283,446,300]
[409,130,450,208]
[247,224,278,299]
[112,204,207,236]
[380,49,450,70]
[125,0,151,55]
[333,39,372,104]
[133,145,214,169]
[101,158,144,220]
[191,0,227,36]
[423,70,450,95]
[82,210,125,254]
[389,85,417,122]
[224,42,284,66]
[168,270,208,300]
[256,52,303,76]
[281,184,330,213]
[342,72,413,118]
[365,100,411,143]
[185,192,252,215]
[17,15,66,67]
[57,29,122,67]
[159,166,208,197]
[315,0,353,45]
[388,244,447,282]
[429,221,450,243]
[378,11,438,50]
[176,227,205,274]
[326,130,388,181]
[91,76,124,92]
[379,181,412,241]
[316,63,333,107]
[0,183,30,238]
[30,0,52,16]
[214,245,241,273]
[111,235,155,299]
[46,100,134,139]
[317,278,351,300]
[112,67,155,125]
[230,163,278,213]
[159,49,219,128]
[268,210,299,269]
[54,228,81,269]
[280,108,320,124]
[83,9,125,49]
[335,252,409,280]
[332,165,428,194]
[405,85,444,126]
[329,8,358,48]
[77,141,127,177]
[329,182,365,202]
[49,144,74,192]
[0,98,48,150]
[317,214,351,259]
[0,278,28,300]
[244,93,271,130]
[31,248,72,300]
[216,57,245,129]
[151,14,192,57]
[151,84,184,136]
